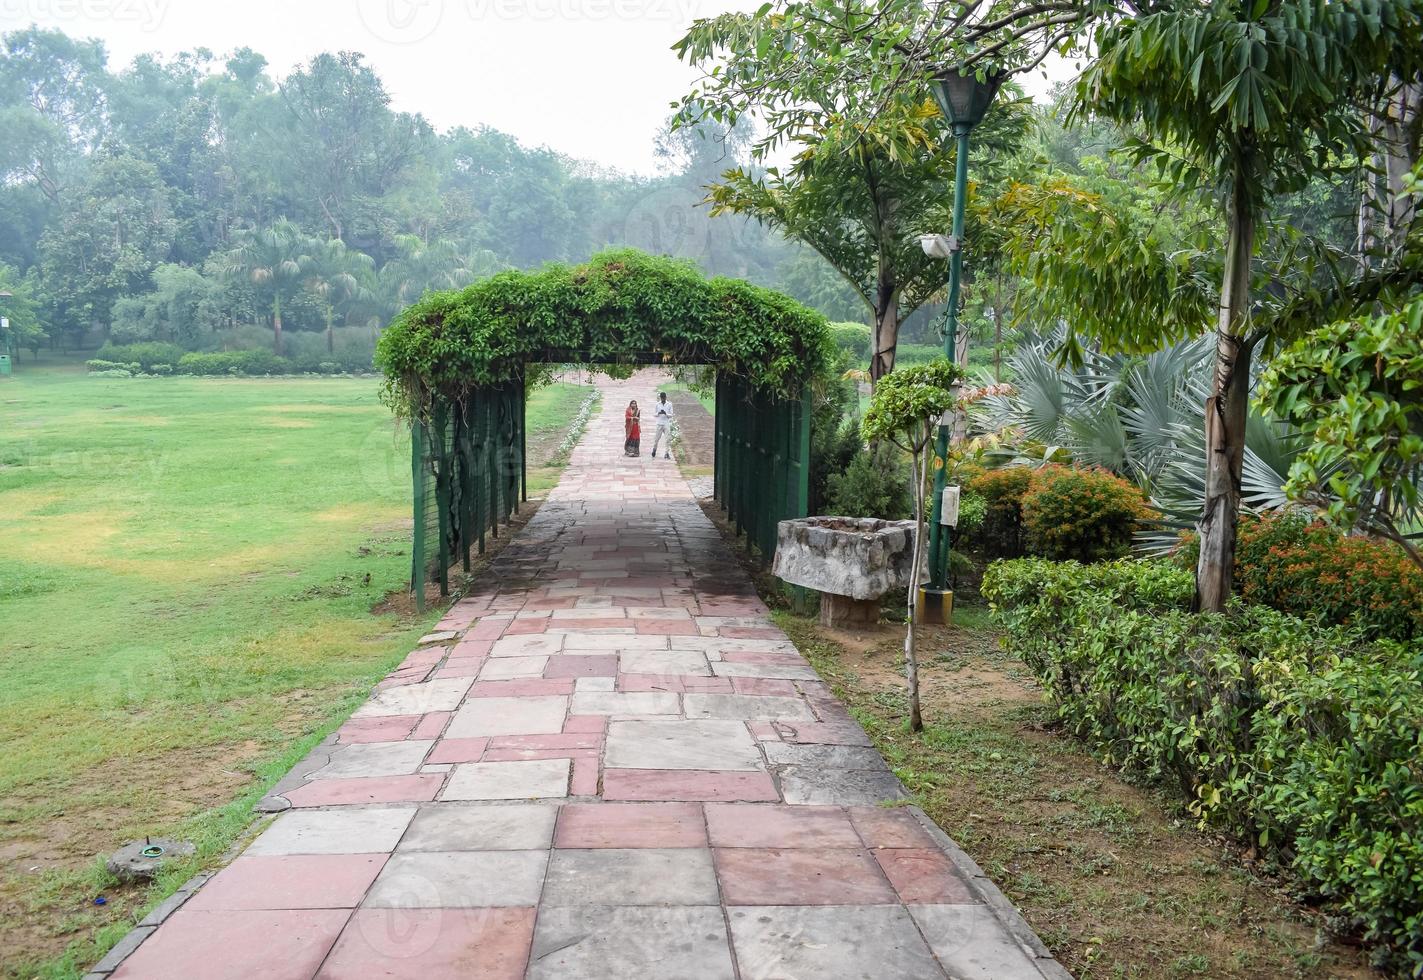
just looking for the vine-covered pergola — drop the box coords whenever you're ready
[377,249,833,603]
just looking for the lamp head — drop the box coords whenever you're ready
[929,67,1006,129]
[918,234,958,260]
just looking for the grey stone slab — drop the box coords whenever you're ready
[569,691,681,715]
[618,650,712,676]
[763,742,889,771]
[445,695,568,738]
[562,633,670,651]
[909,905,1047,979]
[486,634,562,657]
[729,905,944,980]
[400,803,558,851]
[710,662,818,680]
[351,678,472,718]
[245,806,416,855]
[670,637,796,655]
[442,759,570,800]
[89,925,154,974]
[478,655,548,680]
[306,740,434,779]
[542,848,720,906]
[683,694,816,721]
[528,906,735,980]
[779,766,908,805]
[605,719,762,772]
[364,850,548,907]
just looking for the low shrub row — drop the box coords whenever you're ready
[983,557,1423,974]
[86,348,375,377]
[1177,513,1423,643]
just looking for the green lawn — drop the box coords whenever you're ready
[0,367,588,978]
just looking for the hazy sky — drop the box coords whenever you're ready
[1,0,1066,174]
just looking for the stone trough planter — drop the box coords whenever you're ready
[772,516,917,627]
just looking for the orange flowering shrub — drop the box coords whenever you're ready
[1020,465,1155,562]
[1226,513,1423,643]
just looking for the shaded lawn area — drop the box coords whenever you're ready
[775,611,1373,980]
[0,369,589,978]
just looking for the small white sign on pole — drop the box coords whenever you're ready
[940,486,961,527]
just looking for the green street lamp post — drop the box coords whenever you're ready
[921,66,1003,621]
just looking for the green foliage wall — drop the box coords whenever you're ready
[377,249,834,420]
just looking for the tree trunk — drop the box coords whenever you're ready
[903,428,929,733]
[869,284,899,385]
[1195,180,1255,614]
[326,305,335,354]
[272,295,284,356]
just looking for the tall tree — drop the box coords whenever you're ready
[1072,0,1420,611]
[218,219,314,354]
[303,238,374,352]
[676,15,1029,380]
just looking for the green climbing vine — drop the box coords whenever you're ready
[377,248,834,420]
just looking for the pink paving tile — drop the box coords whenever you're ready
[848,806,939,849]
[555,802,706,848]
[317,907,535,980]
[426,737,490,764]
[524,596,578,609]
[562,715,607,734]
[467,620,508,640]
[730,677,799,697]
[452,639,493,658]
[435,661,486,679]
[399,648,446,670]
[874,848,978,904]
[410,711,451,740]
[705,804,861,848]
[468,678,575,697]
[504,618,547,635]
[185,855,387,911]
[748,722,780,741]
[634,619,699,635]
[375,671,429,692]
[570,757,599,796]
[602,769,778,802]
[542,655,618,678]
[482,747,598,763]
[773,721,872,746]
[719,626,785,639]
[487,733,601,751]
[548,617,632,630]
[111,908,350,980]
[284,774,443,807]
[336,715,420,744]
[714,847,899,905]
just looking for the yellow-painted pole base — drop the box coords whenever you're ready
[916,587,953,625]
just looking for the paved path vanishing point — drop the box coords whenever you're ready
[100,370,1068,980]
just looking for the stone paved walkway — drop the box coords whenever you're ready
[102,370,1067,980]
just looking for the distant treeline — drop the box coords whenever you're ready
[0,27,903,364]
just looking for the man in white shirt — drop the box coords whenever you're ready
[649,391,674,460]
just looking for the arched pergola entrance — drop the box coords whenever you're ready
[377,249,833,603]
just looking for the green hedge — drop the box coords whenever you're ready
[984,558,1423,974]
[92,342,187,372]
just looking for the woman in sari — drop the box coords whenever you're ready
[624,400,641,456]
